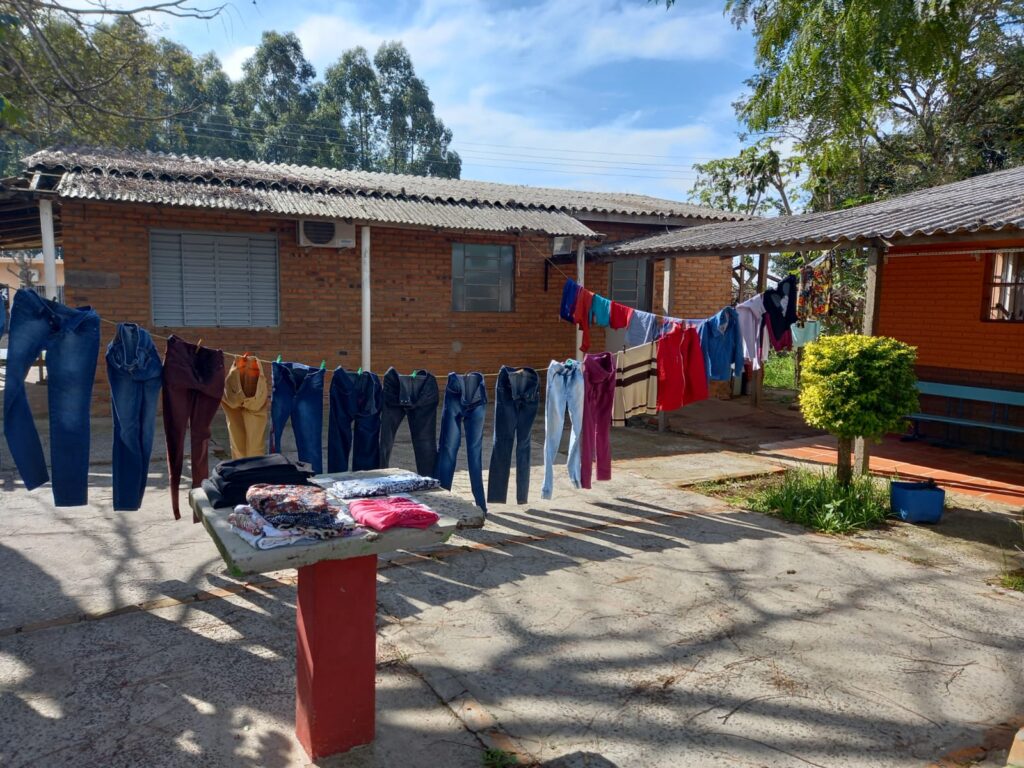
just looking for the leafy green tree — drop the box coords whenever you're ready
[800,335,918,484]
[690,138,802,217]
[319,47,380,170]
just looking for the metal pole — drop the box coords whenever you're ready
[658,257,676,432]
[361,226,371,371]
[39,199,58,300]
[576,239,585,361]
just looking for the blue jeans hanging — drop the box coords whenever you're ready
[487,366,540,505]
[270,362,325,474]
[106,323,163,511]
[436,372,488,511]
[3,289,100,506]
[327,367,383,472]
[541,360,584,500]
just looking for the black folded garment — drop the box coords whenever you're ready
[203,453,315,508]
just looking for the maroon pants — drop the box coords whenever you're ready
[162,336,225,520]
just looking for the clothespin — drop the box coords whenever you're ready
[357,367,363,374]
[196,338,203,349]
[320,359,326,369]
[411,370,418,378]
[276,354,282,363]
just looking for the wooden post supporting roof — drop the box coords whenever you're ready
[854,246,883,475]
[576,239,585,362]
[750,253,769,408]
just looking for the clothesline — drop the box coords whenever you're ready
[96,315,560,377]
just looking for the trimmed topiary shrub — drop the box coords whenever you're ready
[800,334,918,484]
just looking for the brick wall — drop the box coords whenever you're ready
[877,242,1024,451]
[59,202,732,411]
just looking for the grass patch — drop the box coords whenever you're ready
[695,469,891,535]
[998,569,1024,592]
[483,748,519,768]
[763,352,796,389]
[750,469,890,534]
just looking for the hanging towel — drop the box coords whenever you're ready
[792,320,821,348]
[613,342,658,426]
[560,278,581,323]
[609,301,634,330]
[590,294,612,327]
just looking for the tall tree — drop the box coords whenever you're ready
[319,47,379,170]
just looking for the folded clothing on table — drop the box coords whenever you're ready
[228,503,369,550]
[203,454,315,508]
[246,483,336,516]
[347,496,440,531]
[320,473,440,500]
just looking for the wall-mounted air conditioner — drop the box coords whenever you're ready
[552,236,573,255]
[298,219,356,249]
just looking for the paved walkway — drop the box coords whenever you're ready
[2,414,1023,767]
[760,434,1024,506]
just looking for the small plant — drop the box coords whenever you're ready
[483,748,520,768]
[999,569,1024,592]
[750,468,891,534]
[763,352,796,389]
[801,335,918,484]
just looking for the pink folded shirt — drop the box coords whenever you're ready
[347,496,439,531]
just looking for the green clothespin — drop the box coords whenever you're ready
[357,367,363,374]
[411,370,418,378]
[320,359,326,369]
[276,354,282,363]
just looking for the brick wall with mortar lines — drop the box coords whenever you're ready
[877,244,1024,449]
[59,203,733,415]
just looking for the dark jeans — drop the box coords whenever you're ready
[3,289,99,506]
[270,362,325,475]
[379,369,439,477]
[106,323,162,511]
[162,336,225,520]
[328,367,382,472]
[487,366,540,504]
[435,372,488,511]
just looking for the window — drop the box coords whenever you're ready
[984,251,1024,322]
[608,258,652,311]
[451,243,515,312]
[150,230,279,327]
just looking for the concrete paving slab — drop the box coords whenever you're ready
[0,590,481,768]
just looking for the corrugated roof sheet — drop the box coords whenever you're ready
[596,164,1024,257]
[26,146,747,222]
[55,171,596,237]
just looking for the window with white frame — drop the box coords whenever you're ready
[451,243,515,312]
[150,230,279,327]
[984,251,1024,322]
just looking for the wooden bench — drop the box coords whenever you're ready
[907,381,1024,453]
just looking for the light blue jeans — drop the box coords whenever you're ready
[541,360,584,500]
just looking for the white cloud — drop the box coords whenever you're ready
[196,0,752,200]
[222,45,256,80]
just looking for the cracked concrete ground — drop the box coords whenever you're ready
[1,410,1022,767]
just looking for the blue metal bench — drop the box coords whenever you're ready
[907,381,1024,453]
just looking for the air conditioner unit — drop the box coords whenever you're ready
[298,219,356,249]
[552,236,573,256]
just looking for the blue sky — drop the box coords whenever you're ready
[160,0,757,201]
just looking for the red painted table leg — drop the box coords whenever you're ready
[295,555,378,759]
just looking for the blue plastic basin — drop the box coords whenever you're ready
[890,481,945,524]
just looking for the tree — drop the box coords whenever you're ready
[319,47,379,170]
[800,335,918,484]
[690,138,802,217]
[0,1,222,130]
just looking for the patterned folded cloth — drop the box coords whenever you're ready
[246,484,335,515]
[348,496,440,531]
[228,504,374,549]
[324,474,440,500]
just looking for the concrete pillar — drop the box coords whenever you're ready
[39,199,57,300]
[361,225,371,371]
[751,253,770,408]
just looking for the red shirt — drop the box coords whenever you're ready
[573,288,595,353]
[681,326,709,405]
[609,301,634,330]
[656,323,685,412]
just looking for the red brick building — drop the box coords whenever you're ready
[0,147,740,410]
[596,166,1024,454]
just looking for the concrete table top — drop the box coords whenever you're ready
[189,468,469,576]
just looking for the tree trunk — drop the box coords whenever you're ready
[836,435,853,486]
